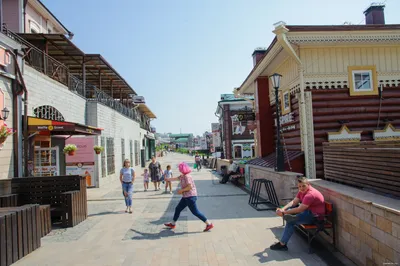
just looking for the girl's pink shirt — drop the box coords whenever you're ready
[179,174,197,198]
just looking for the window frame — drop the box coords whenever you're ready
[281,90,291,115]
[233,144,243,159]
[348,65,378,96]
[101,137,106,177]
[106,138,115,175]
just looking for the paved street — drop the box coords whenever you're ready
[14,153,334,266]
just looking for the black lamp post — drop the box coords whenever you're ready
[269,73,285,172]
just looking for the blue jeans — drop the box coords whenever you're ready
[281,209,316,244]
[122,183,133,207]
[173,196,207,222]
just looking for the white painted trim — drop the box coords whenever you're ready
[231,139,254,143]
[232,144,243,159]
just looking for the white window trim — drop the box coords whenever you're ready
[283,91,290,111]
[250,144,255,158]
[233,144,243,159]
[29,20,41,33]
[352,70,373,92]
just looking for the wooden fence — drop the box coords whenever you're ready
[323,141,400,197]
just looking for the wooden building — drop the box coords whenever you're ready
[236,5,400,180]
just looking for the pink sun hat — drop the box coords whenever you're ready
[178,162,192,175]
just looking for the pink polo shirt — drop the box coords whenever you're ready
[179,174,197,198]
[296,185,325,216]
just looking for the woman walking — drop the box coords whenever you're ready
[120,159,135,213]
[164,162,214,232]
[149,156,162,191]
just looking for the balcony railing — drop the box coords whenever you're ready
[3,24,141,123]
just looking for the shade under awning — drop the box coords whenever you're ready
[27,117,103,135]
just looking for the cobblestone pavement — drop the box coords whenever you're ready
[13,153,343,266]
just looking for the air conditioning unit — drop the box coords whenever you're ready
[132,96,145,104]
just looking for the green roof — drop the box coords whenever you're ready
[169,134,192,138]
[175,138,189,143]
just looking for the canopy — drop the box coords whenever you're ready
[28,117,102,136]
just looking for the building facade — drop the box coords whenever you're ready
[215,94,255,160]
[0,0,156,187]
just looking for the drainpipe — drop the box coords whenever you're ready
[273,25,311,178]
[8,49,29,177]
[23,0,28,33]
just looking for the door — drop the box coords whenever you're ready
[33,147,60,176]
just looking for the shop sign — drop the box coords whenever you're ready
[275,112,294,126]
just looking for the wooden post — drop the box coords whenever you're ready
[43,40,48,74]
[110,80,113,98]
[120,87,122,102]
[98,69,102,90]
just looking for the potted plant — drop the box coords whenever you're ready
[0,123,15,144]
[93,145,104,154]
[63,144,77,156]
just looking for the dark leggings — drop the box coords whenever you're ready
[173,196,207,222]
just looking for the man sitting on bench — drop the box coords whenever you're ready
[220,160,238,184]
[270,176,325,251]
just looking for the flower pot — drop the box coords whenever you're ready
[0,136,7,144]
[95,150,101,154]
[68,150,75,156]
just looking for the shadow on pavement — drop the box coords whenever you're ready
[128,229,202,240]
[88,210,126,217]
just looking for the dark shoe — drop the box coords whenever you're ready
[203,223,214,232]
[283,214,298,223]
[270,242,288,251]
[164,223,176,229]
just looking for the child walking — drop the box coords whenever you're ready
[164,165,173,194]
[142,169,150,191]
[164,162,214,232]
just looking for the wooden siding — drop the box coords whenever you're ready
[323,142,400,197]
[272,93,302,152]
[301,46,400,75]
[312,87,400,178]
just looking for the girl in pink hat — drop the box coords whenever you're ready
[164,162,214,232]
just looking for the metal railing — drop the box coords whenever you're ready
[2,24,142,123]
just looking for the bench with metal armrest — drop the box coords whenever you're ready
[283,201,336,253]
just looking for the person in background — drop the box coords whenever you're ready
[142,169,149,192]
[220,159,238,184]
[164,162,214,232]
[164,165,173,194]
[149,156,162,191]
[270,176,325,251]
[194,152,201,170]
[119,159,135,213]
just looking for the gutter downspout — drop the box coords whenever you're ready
[8,49,29,177]
[273,25,312,178]
[23,0,28,33]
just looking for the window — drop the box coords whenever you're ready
[251,144,256,158]
[130,140,133,166]
[106,138,115,175]
[29,21,40,33]
[281,91,291,115]
[121,139,125,164]
[101,137,106,177]
[33,105,65,121]
[233,145,243,159]
[348,66,378,96]
[134,140,140,166]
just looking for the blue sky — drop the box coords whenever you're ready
[42,0,399,135]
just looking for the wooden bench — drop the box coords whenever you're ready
[292,202,336,253]
[0,175,87,228]
[39,205,51,237]
[0,204,41,266]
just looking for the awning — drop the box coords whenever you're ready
[145,132,155,140]
[138,104,156,119]
[247,151,303,168]
[28,117,103,135]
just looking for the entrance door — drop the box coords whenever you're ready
[33,147,60,176]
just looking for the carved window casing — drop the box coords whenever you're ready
[33,105,65,121]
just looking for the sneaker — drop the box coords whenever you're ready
[270,242,288,251]
[203,223,214,232]
[283,214,298,223]
[169,191,172,194]
[164,223,176,229]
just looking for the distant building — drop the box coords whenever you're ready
[169,133,194,149]
[215,94,255,159]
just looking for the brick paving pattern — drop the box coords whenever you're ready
[12,153,347,266]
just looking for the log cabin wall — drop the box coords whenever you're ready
[311,87,400,178]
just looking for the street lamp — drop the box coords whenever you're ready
[269,73,285,172]
[0,107,9,121]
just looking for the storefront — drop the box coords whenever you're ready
[26,117,102,186]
